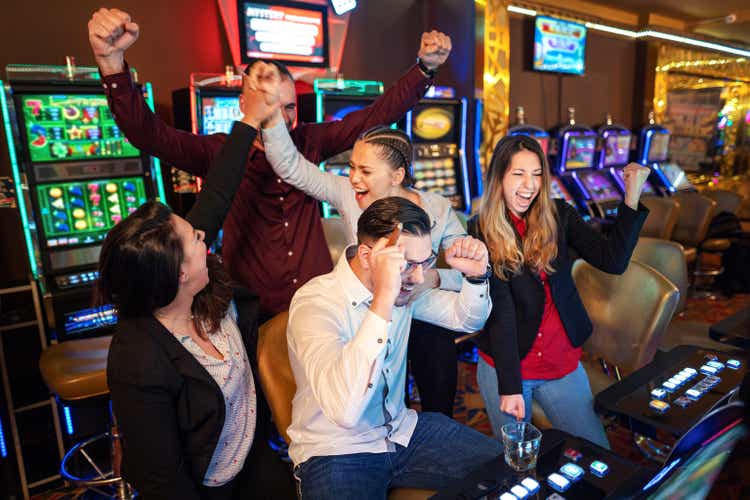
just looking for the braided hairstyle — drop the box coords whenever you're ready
[358,126,415,187]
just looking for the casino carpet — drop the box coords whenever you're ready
[30,294,750,500]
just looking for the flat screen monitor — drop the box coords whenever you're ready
[563,134,596,170]
[199,95,241,135]
[533,16,586,75]
[578,170,620,202]
[237,0,329,67]
[411,104,457,144]
[603,133,631,167]
[36,176,147,248]
[21,94,140,163]
[648,131,670,162]
[660,163,693,191]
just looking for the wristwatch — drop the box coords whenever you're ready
[417,57,436,78]
[464,264,493,284]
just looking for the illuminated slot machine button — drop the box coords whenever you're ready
[704,353,719,362]
[727,359,742,370]
[520,477,540,494]
[662,381,677,392]
[672,375,687,386]
[547,473,571,493]
[667,377,683,387]
[499,493,516,500]
[510,485,529,498]
[69,275,80,284]
[704,376,721,387]
[681,367,697,377]
[699,365,718,376]
[650,388,667,400]
[563,448,583,462]
[649,400,670,413]
[706,360,725,372]
[685,388,703,400]
[589,460,609,478]
[560,463,584,482]
[673,396,691,408]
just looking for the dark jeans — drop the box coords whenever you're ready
[407,319,459,416]
[295,412,503,500]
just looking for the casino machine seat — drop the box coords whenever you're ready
[632,237,688,314]
[640,196,681,241]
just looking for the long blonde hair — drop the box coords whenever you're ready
[479,135,558,280]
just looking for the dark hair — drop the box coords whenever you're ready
[359,126,415,187]
[243,58,294,82]
[96,201,233,339]
[356,196,431,244]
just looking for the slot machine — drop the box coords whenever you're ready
[172,67,243,211]
[0,63,167,343]
[550,107,614,219]
[298,78,384,218]
[637,112,695,194]
[402,86,470,213]
[596,114,659,201]
[507,106,580,215]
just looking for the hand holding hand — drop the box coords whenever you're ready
[240,62,281,129]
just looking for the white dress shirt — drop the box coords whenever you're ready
[263,121,466,291]
[286,246,491,466]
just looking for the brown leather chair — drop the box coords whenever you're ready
[640,196,681,240]
[671,192,716,265]
[702,189,743,216]
[256,312,435,500]
[531,260,680,430]
[321,216,350,264]
[39,336,130,496]
[632,237,688,314]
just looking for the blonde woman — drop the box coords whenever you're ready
[469,135,651,447]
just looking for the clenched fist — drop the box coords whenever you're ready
[88,8,139,75]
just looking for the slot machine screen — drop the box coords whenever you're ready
[323,99,365,122]
[238,0,328,67]
[411,105,457,144]
[533,16,586,75]
[563,134,596,170]
[36,177,147,248]
[603,133,631,167]
[549,176,576,207]
[413,158,457,197]
[648,131,670,162]
[579,170,620,202]
[660,163,692,191]
[21,94,140,163]
[200,95,241,135]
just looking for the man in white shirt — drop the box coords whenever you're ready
[287,197,502,498]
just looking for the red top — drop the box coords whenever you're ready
[101,64,432,316]
[479,212,581,381]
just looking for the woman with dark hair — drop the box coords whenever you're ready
[98,64,295,499]
[258,96,467,416]
[470,134,651,448]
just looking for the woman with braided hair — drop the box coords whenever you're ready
[261,102,467,417]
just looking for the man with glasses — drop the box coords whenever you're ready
[286,197,500,498]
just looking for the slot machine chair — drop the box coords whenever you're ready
[672,193,731,295]
[321,217,350,264]
[38,336,132,499]
[640,197,681,240]
[256,313,436,500]
[702,189,744,216]
[632,238,689,314]
[530,260,680,431]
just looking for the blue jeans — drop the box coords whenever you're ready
[476,357,610,449]
[294,412,502,499]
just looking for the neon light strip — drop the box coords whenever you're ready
[63,406,74,435]
[0,80,39,278]
[315,93,331,218]
[459,97,471,214]
[143,82,168,202]
[0,415,7,457]
[700,418,743,447]
[474,99,484,197]
[508,5,750,58]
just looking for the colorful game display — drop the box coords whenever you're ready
[602,134,631,167]
[200,95,242,135]
[22,94,140,163]
[549,176,577,208]
[647,131,670,162]
[413,157,458,197]
[578,170,621,202]
[563,135,596,170]
[36,177,147,247]
[533,16,587,75]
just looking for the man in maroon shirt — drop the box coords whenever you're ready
[87,8,452,318]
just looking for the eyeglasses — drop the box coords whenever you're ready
[403,251,437,274]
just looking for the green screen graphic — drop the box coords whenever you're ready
[36,177,147,248]
[22,94,140,163]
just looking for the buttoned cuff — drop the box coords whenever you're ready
[352,310,390,365]
[99,62,138,98]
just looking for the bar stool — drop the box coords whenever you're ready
[39,336,133,499]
